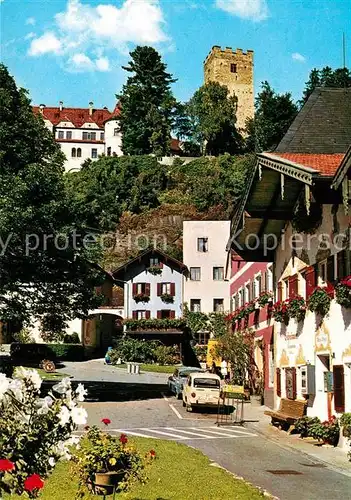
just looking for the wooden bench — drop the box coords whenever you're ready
[264,398,307,429]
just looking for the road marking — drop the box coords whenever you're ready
[169,404,184,420]
[111,429,160,439]
[208,426,257,436]
[165,427,216,438]
[139,428,187,439]
[161,392,169,402]
[193,427,257,437]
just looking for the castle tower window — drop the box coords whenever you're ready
[230,63,237,73]
[77,148,82,158]
[71,148,76,158]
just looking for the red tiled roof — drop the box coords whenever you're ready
[170,138,181,152]
[33,105,120,129]
[270,153,345,177]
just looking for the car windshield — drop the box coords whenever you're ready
[179,369,200,377]
[193,378,220,388]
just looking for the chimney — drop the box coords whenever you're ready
[89,101,93,116]
[39,104,45,114]
[59,100,63,111]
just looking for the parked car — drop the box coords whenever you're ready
[168,366,204,398]
[182,372,221,412]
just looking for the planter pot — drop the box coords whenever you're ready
[88,471,124,495]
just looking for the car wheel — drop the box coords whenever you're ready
[186,404,192,412]
[177,391,182,400]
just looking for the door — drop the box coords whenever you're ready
[333,365,345,413]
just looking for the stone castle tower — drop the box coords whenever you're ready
[204,46,254,131]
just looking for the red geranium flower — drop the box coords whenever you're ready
[0,459,15,472]
[24,474,44,492]
[119,433,128,444]
[101,418,111,426]
[149,449,156,458]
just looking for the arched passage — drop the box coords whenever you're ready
[82,313,123,355]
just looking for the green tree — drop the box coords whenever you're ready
[245,81,298,152]
[187,82,244,156]
[214,329,254,384]
[301,66,351,105]
[0,64,105,332]
[118,46,177,156]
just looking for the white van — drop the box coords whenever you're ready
[182,372,221,412]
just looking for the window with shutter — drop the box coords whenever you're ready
[276,368,281,396]
[170,310,175,319]
[132,283,137,295]
[157,310,161,319]
[132,311,137,319]
[288,275,299,298]
[170,283,175,296]
[145,311,151,319]
[145,283,150,296]
[157,283,161,296]
[304,266,316,299]
[333,365,345,413]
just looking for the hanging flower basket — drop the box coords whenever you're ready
[272,300,289,325]
[286,295,306,322]
[147,266,162,276]
[308,285,334,317]
[335,276,351,308]
[133,293,150,303]
[160,293,174,304]
[257,291,273,307]
[243,301,255,317]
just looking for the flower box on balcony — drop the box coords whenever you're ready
[160,293,174,304]
[147,266,163,276]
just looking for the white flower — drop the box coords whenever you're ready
[53,377,71,395]
[75,383,87,402]
[53,441,71,461]
[8,379,24,401]
[15,367,42,390]
[65,435,80,447]
[0,373,10,400]
[37,395,54,415]
[70,406,88,426]
[48,457,56,467]
[58,405,71,427]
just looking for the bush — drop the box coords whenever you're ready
[0,357,13,377]
[109,339,180,365]
[340,413,351,437]
[10,343,85,364]
[308,416,340,446]
[63,332,81,344]
[294,416,321,437]
[0,368,87,497]
[12,328,34,344]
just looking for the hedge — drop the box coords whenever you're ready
[10,343,85,363]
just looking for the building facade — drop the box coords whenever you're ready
[33,102,122,172]
[227,88,351,421]
[204,46,254,131]
[183,221,231,342]
[230,259,275,407]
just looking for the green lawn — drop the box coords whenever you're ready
[4,438,266,500]
[115,363,176,374]
[14,367,70,381]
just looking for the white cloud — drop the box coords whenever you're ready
[24,32,36,40]
[26,17,36,26]
[95,56,110,72]
[216,0,268,22]
[28,0,168,72]
[69,53,95,71]
[292,52,306,63]
[28,32,62,56]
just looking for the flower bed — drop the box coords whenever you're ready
[308,285,334,316]
[294,415,340,446]
[335,276,351,308]
[0,368,87,497]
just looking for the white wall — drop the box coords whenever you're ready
[104,120,123,157]
[183,220,231,314]
[59,141,105,172]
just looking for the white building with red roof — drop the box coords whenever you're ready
[33,101,122,172]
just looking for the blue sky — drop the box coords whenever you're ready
[1,0,350,110]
